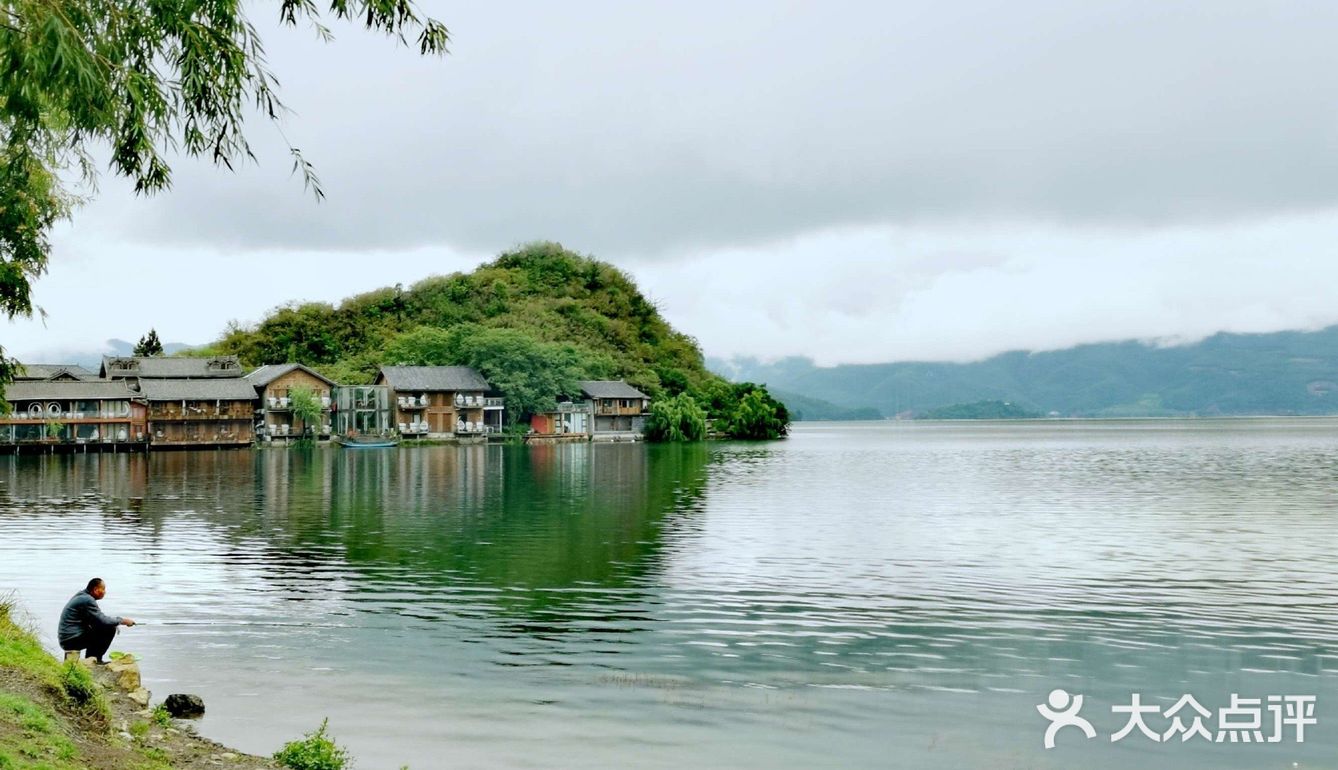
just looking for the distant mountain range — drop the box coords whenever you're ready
[711,326,1338,419]
[27,338,195,370]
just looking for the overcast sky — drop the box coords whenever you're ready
[10,0,1338,366]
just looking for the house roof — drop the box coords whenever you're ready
[14,364,95,381]
[5,380,143,401]
[244,364,336,389]
[101,356,243,379]
[138,379,259,401]
[579,380,649,400]
[376,366,489,392]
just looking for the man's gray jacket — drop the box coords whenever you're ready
[57,590,121,644]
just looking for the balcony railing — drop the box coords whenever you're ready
[593,404,649,416]
[149,410,252,421]
[1,412,135,422]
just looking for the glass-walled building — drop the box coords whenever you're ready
[332,385,393,436]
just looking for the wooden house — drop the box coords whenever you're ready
[245,364,335,441]
[14,363,95,382]
[374,366,504,437]
[139,379,257,448]
[101,355,244,379]
[0,380,148,451]
[581,381,650,438]
[528,380,651,440]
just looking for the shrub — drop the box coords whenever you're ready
[716,386,790,440]
[644,393,706,442]
[151,704,172,727]
[274,719,351,770]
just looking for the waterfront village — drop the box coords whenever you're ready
[0,356,653,453]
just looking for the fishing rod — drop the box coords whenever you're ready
[134,621,351,629]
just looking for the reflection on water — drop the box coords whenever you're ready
[2,421,1338,768]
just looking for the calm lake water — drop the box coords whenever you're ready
[2,420,1338,769]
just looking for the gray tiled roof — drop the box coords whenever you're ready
[244,364,336,388]
[138,379,259,401]
[101,356,243,379]
[14,364,95,381]
[5,380,143,401]
[376,366,489,392]
[579,380,649,400]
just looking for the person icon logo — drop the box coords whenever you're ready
[1037,688,1096,749]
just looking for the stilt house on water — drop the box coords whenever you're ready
[529,380,651,441]
[245,364,335,441]
[374,366,505,437]
[0,379,148,448]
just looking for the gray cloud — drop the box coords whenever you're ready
[74,0,1338,257]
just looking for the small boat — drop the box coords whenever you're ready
[335,435,399,448]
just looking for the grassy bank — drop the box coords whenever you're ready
[0,598,282,770]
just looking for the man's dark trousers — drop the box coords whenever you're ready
[59,625,116,660]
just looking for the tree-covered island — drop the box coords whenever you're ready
[195,243,789,440]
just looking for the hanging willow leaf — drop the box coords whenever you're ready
[0,0,449,391]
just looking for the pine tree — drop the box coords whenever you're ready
[133,329,164,357]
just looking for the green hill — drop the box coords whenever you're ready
[917,400,1042,420]
[711,326,1338,418]
[770,389,882,421]
[200,243,787,437]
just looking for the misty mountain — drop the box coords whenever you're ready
[711,326,1338,418]
[25,338,198,370]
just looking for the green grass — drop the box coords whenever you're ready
[0,602,61,690]
[0,599,109,770]
[0,692,80,770]
[150,704,171,728]
[56,663,107,726]
[274,719,350,770]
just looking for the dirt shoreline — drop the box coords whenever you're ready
[88,655,278,770]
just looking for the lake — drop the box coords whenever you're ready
[2,419,1337,769]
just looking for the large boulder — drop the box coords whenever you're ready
[105,657,141,691]
[163,693,205,718]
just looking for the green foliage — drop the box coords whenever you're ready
[382,326,457,366]
[716,387,790,440]
[288,386,324,437]
[690,381,789,439]
[43,421,61,440]
[128,719,150,740]
[58,661,108,724]
[645,393,707,442]
[453,327,601,425]
[133,329,164,357]
[0,0,449,400]
[274,719,351,770]
[150,704,172,728]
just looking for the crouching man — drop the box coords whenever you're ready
[58,578,135,664]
